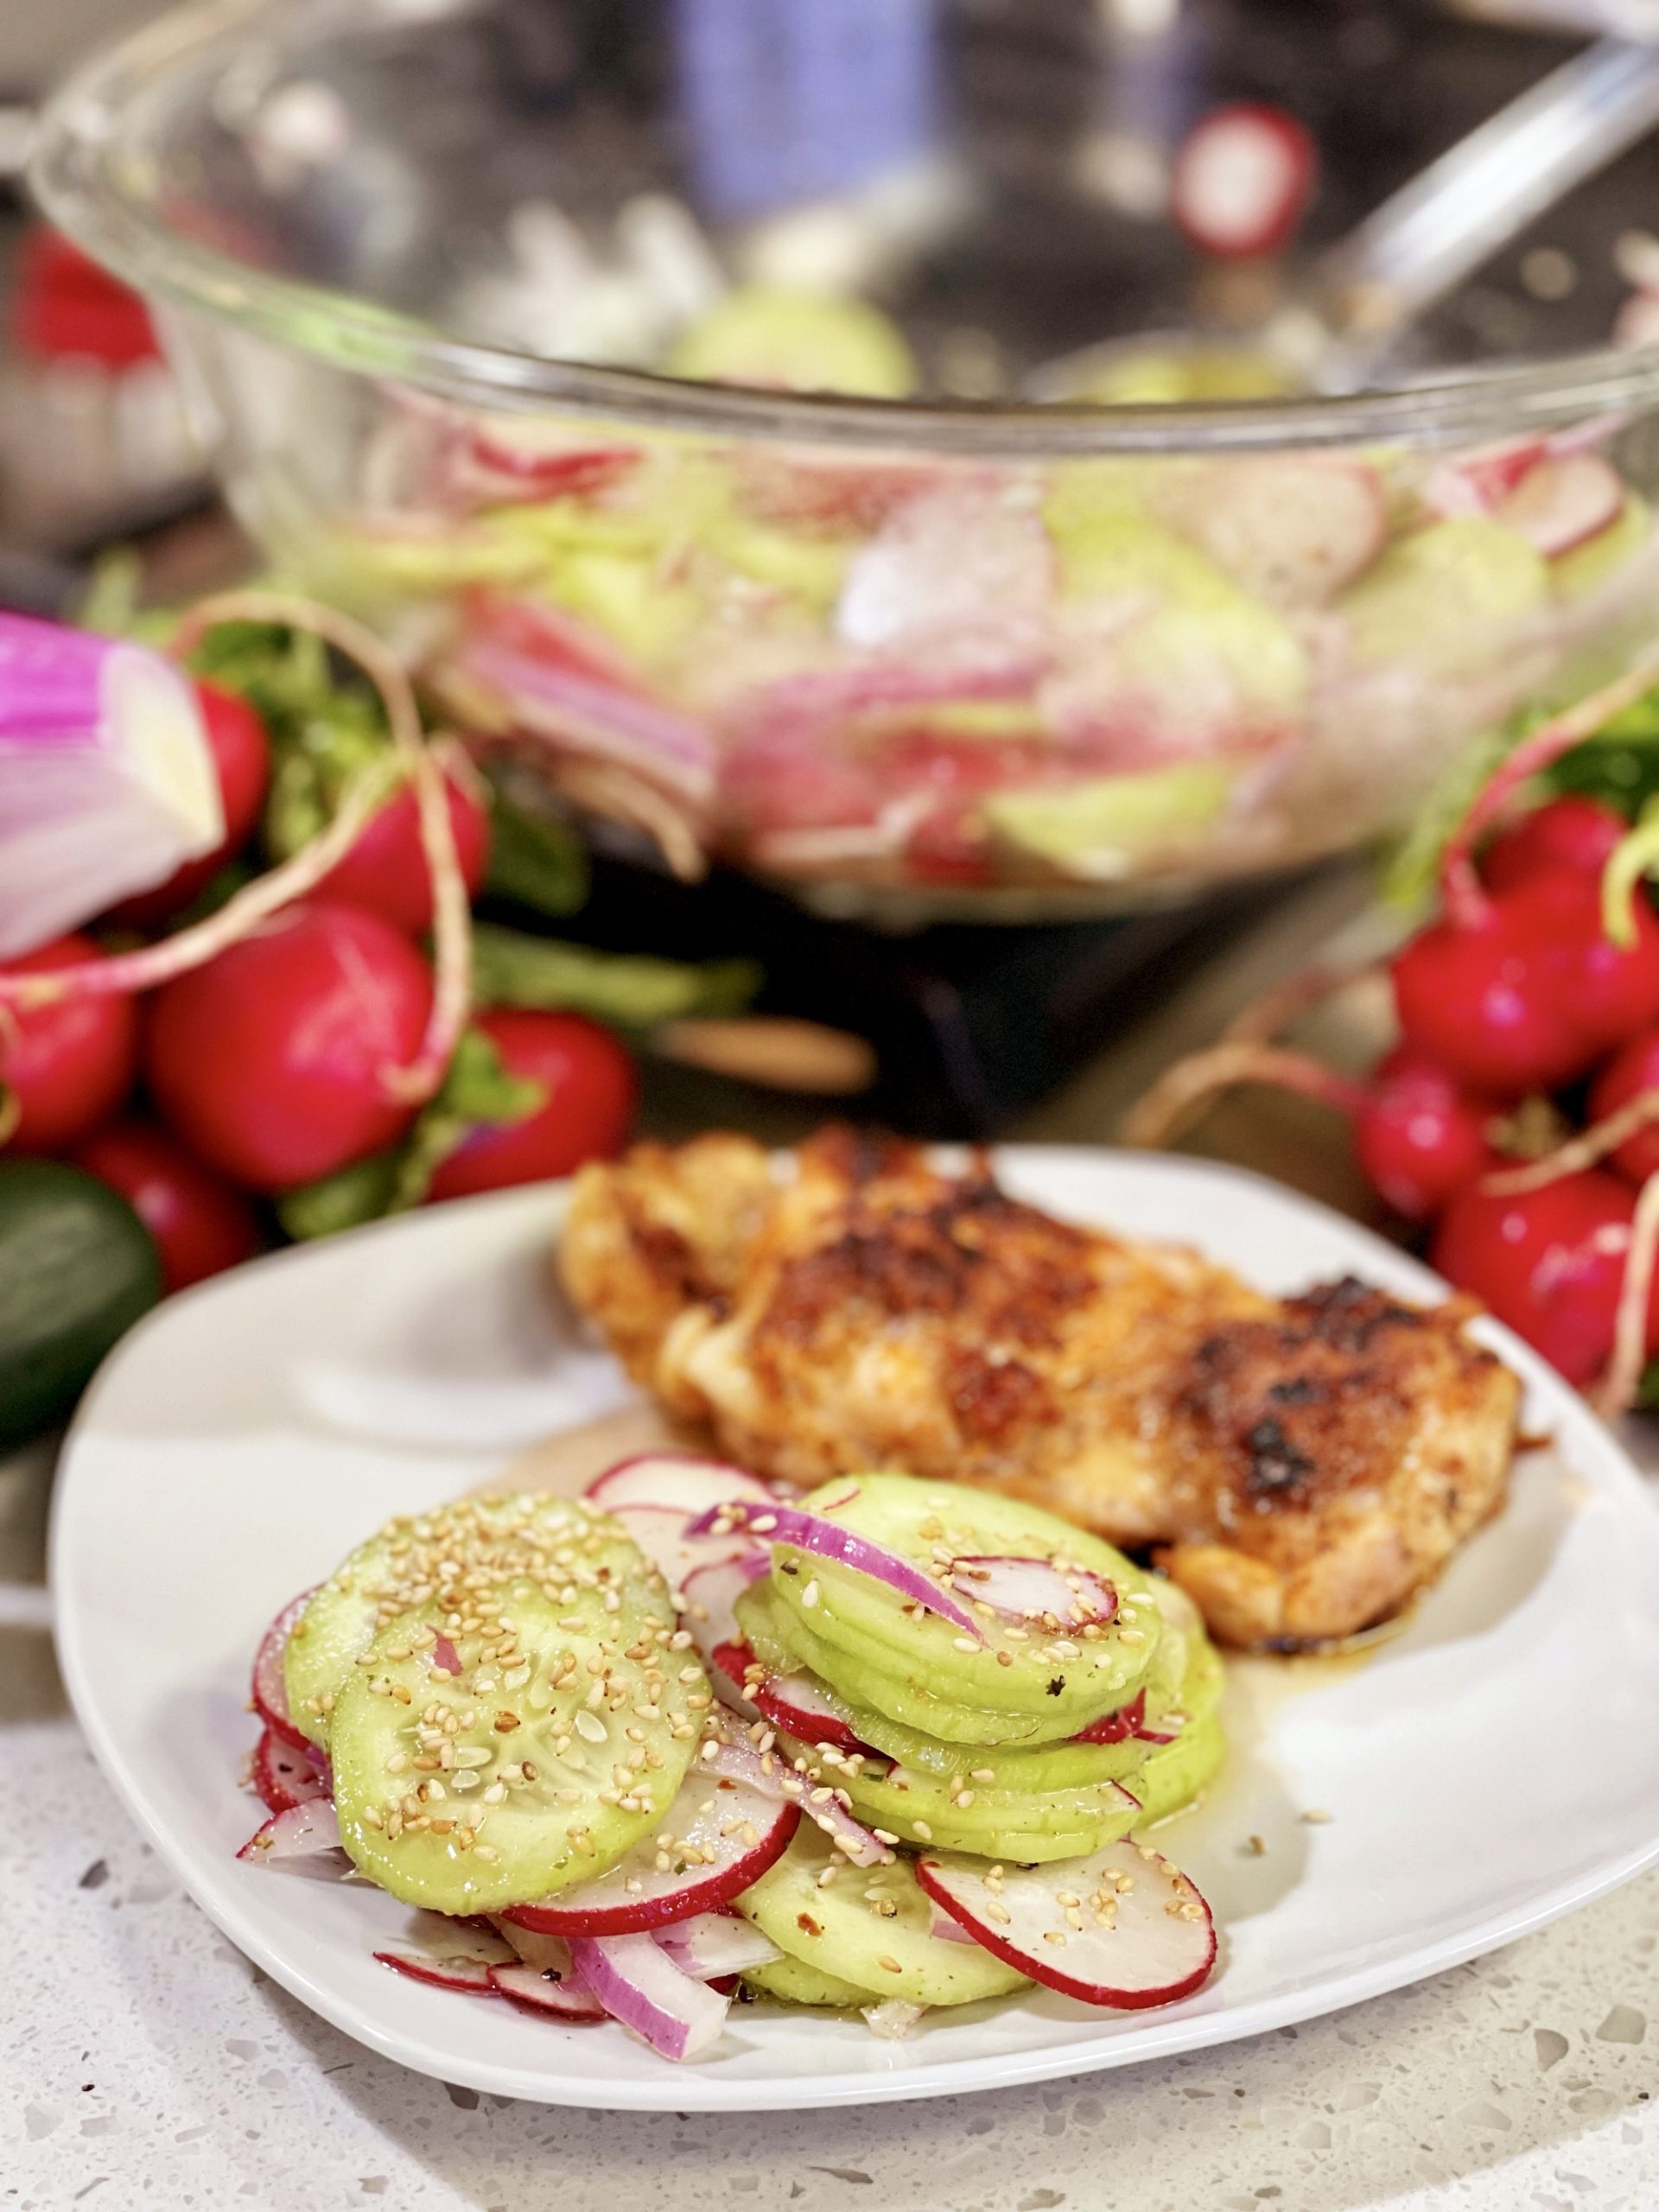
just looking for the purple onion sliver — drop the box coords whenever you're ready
[683,1499,983,1642]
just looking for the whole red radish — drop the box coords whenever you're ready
[73,1119,261,1292]
[1393,868,1659,1095]
[145,901,432,1192]
[1588,1025,1659,1185]
[1481,795,1627,894]
[107,683,271,927]
[425,1009,637,1203]
[1431,1169,1655,1386]
[1352,1048,1498,1221]
[316,769,490,936]
[0,932,137,1150]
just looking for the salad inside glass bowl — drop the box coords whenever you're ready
[32,0,1659,919]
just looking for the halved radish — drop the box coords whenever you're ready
[917,1838,1217,2011]
[1171,102,1317,259]
[251,1588,315,1751]
[586,1453,777,1518]
[374,1949,505,1994]
[747,1666,874,1758]
[569,1931,730,2061]
[686,1498,982,1640]
[1497,454,1625,556]
[251,1726,331,1815]
[237,1797,340,1864]
[947,1555,1117,1630]
[502,1771,798,1936]
[652,1911,781,1980]
[489,1963,607,2019]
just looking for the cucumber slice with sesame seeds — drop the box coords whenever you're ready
[283,1492,657,1749]
[734,1826,1030,2008]
[766,1475,1162,1744]
[741,1953,879,2008]
[327,1578,709,1915]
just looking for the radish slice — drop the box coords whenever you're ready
[684,1499,982,1642]
[1423,435,1547,519]
[1070,1688,1147,1745]
[652,1912,782,1981]
[1497,454,1626,556]
[747,1667,875,1758]
[237,1797,340,1863]
[251,1588,315,1751]
[698,1735,892,1868]
[1171,102,1317,260]
[917,1839,1217,2011]
[488,1963,607,2020]
[492,1918,574,1976]
[862,1998,928,2039]
[607,1502,766,1596]
[251,1726,331,1815]
[569,1931,731,2061]
[586,1453,778,1518]
[502,1772,798,1936]
[374,1949,505,1994]
[947,1555,1117,1630]
[681,1554,770,1670]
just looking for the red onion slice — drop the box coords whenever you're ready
[237,1798,341,1863]
[652,1912,782,1981]
[251,1588,315,1751]
[684,1500,983,1642]
[699,1735,892,1869]
[862,1998,929,2040]
[569,1932,731,2061]
[948,1556,1117,1630]
[488,1963,607,2020]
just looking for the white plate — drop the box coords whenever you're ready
[51,1150,1659,2112]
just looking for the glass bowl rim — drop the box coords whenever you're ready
[31,0,1659,456]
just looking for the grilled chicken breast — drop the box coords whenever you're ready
[560,1128,1520,1647]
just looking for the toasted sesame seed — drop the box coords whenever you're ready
[1300,1807,1333,1825]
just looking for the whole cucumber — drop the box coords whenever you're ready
[0,1159,162,1450]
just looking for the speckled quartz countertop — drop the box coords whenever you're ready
[7,873,1659,2212]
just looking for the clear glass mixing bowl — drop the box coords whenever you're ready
[32,0,1659,921]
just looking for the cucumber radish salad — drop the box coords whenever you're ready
[302,285,1659,903]
[240,1457,1224,2063]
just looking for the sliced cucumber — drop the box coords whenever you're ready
[742,1953,876,2008]
[1132,1707,1226,1828]
[284,1492,655,1748]
[328,1579,706,1914]
[832,1754,1141,1862]
[736,1827,1030,2008]
[766,1475,1161,1744]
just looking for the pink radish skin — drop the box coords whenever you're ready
[503,1774,799,1936]
[374,1949,503,1995]
[251,1588,315,1751]
[917,1839,1217,2011]
[238,1798,341,1863]
[698,1736,892,1867]
[488,1964,607,2020]
[748,1667,874,1757]
[1423,435,1547,518]
[1171,102,1316,258]
[685,1497,983,1640]
[569,1931,731,2061]
[251,1727,331,1815]
[1497,454,1625,556]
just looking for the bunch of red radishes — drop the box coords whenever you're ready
[1134,664,1659,1409]
[1,636,637,1299]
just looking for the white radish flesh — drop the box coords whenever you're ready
[373,1948,503,1994]
[251,1727,330,1815]
[585,1453,777,1518]
[489,1963,607,2019]
[606,1501,766,1596]
[698,1735,892,1868]
[1172,461,1387,607]
[238,1798,341,1863]
[947,1554,1118,1630]
[1497,454,1625,556]
[917,1839,1216,2011]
